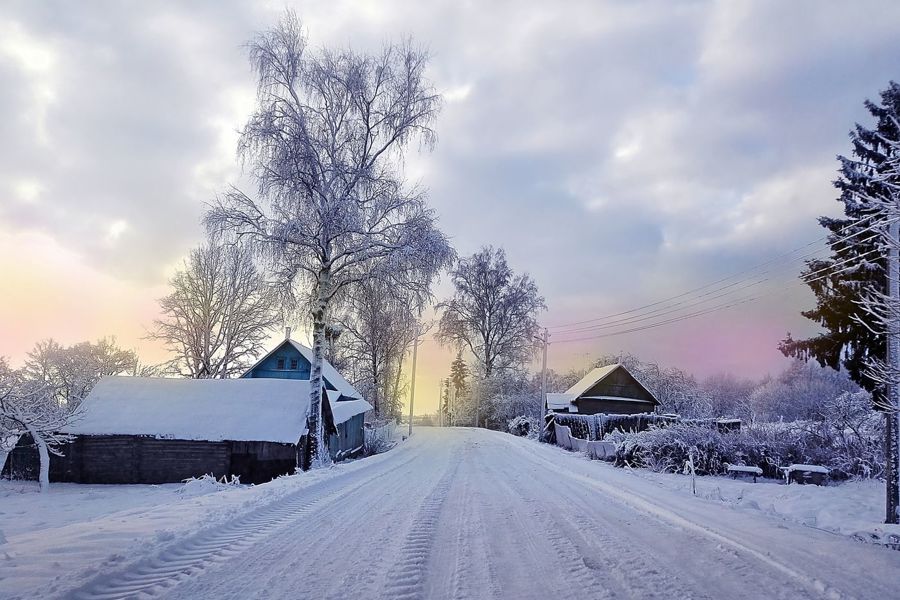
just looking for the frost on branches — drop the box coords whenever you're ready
[0,357,74,492]
[149,237,281,379]
[205,12,453,466]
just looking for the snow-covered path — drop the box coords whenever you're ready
[57,428,900,599]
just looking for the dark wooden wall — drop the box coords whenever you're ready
[3,435,298,485]
[48,436,231,484]
[329,413,366,461]
[582,367,656,403]
[575,398,656,415]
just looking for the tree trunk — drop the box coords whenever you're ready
[391,359,403,421]
[886,218,900,523]
[307,267,331,468]
[27,426,51,493]
[887,412,899,523]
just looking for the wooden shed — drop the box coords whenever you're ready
[546,364,659,416]
[4,335,374,485]
[51,377,314,484]
[4,370,372,485]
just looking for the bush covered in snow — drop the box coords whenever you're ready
[508,415,537,437]
[178,474,242,496]
[363,420,396,456]
[608,398,884,481]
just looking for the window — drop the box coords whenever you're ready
[290,358,299,370]
[276,357,285,370]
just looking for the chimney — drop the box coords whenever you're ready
[285,326,292,340]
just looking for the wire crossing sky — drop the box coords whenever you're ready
[2,0,900,413]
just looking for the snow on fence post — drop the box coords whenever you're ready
[684,450,697,495]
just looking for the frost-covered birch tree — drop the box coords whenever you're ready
[24,337,138,409]
[0,358,73,492]
[437,247,545,379]
[335,279,418,418]
[437,247,544,428]
[149,238,280,378]
[206,12,453,465]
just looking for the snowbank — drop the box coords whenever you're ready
[539,431,900,547]
[0,432,410,599]
[626,469,900,545]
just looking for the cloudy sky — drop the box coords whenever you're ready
[2,0,899,412]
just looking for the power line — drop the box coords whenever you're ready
[547,216,891,331]
[550,276,770,335]
[550,234,881,335]
[550,247,883,344]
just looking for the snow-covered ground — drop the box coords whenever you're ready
[3,427,900,599]
[0,480,186,537]
[617,465,900,546]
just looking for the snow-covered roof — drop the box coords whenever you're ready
[62,377,311,444]
[331,399,374,425]
[786,464,830,474]
[546,393,578,412]
[565,364,658,405]
[566,365,621,398]
[325,389,373,425]
[242,339,363,400]
[287,341,362,400]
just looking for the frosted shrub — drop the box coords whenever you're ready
[364,420,396,456]
[178,474,242,496]
[608,412,885,480]
[608,425,735,475]
[508,415,537,437]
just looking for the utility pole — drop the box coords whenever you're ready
[887,218,900,524]
[449,378,455,427]
[539,327,549,441]
[408,329,419,438]
[439,379,444,427]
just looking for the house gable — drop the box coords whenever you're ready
[580,366,657,404]
[243,340,338,392]
[555,364,659,416]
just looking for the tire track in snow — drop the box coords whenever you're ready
[481,458,616,600]
[64,452,419,600]
[500,436,842,600]
[318,448,456,600]
[445,444,502,600]
[380,454,461,600]
[568,511,708,600]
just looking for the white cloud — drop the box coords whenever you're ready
[2,0,900,380]
[104,219,130,245]
[12,178,42,203]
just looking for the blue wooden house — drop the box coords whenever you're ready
[242,333,372,462]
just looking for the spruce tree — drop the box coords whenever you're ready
[780,82,900,398]
[449,351,469,398]
[782,81,900,523]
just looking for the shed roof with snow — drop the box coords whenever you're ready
[63,376,373,444]
[546,364,659,416]
[63,377,312,444]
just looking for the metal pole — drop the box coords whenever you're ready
[539,327,549,440]
[408,331,419,438]
[449,378,455,427]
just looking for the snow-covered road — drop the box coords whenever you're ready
[59,428,900,599]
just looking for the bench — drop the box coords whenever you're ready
[726,464,763,483]
[780,464,829,486]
